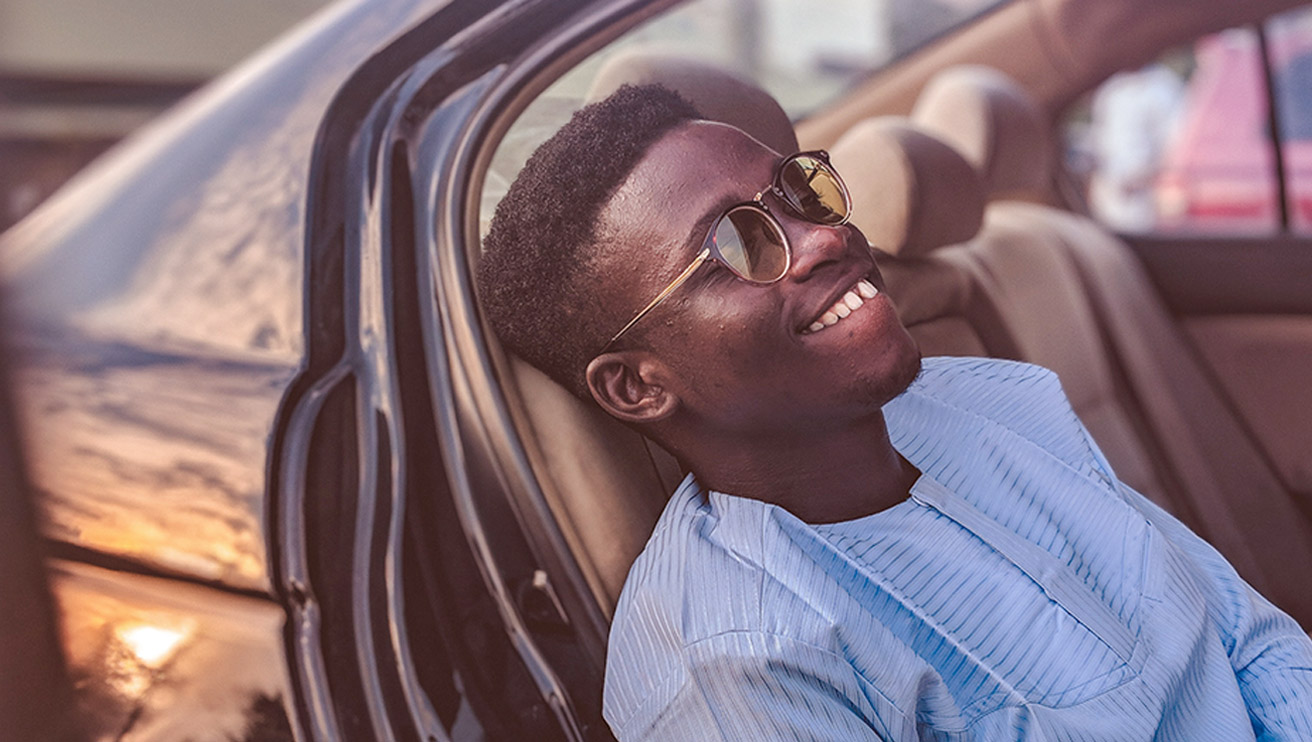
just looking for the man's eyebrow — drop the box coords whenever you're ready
[678,156,782,255]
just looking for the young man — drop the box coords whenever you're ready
[478,85,1312,741]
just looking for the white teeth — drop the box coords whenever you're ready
[803,279,880,335]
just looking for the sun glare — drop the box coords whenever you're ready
[116,624,188,669]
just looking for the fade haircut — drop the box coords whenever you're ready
[478,84,700,399]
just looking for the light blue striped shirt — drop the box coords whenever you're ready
[603,357,1312,740]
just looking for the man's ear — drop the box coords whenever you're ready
[585,351,679,424]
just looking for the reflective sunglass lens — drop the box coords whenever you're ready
[779,155,848,224]
[715,207,788,281]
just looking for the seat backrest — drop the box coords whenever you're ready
[586,48,798,155]
[913,65,1178,505]
[912,66,1312,625]
[828,117,1020,361]
[506,358,678,614]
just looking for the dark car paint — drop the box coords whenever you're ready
[277,0,650,737]
[2,0,489,737]
[5,0,447,594]
[0,306,79,741]
[0,0,687,737]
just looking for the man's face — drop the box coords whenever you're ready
[595,121,921,436]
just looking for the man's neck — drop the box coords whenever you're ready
[676,412,919,523]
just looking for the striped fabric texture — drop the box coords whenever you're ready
[602,357,1312,741]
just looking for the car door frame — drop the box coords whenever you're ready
[276,0,696,739]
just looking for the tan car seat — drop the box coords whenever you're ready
[585,49,798,155]
[912,67,1175,507]
[912,65,1312,625]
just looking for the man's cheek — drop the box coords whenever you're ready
[723,331,786,377]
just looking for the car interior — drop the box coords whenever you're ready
[475,0,1312,636]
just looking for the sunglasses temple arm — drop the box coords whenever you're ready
[602,248,710,352]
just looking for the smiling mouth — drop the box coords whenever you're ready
[801,279,880,335]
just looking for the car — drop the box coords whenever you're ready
[1152,25,1312,231]
[1,0,1309,739]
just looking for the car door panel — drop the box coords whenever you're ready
[1132,236,1312,314]
[1182,314,1312,494]
[1129,235,1312,501]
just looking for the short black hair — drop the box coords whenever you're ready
[478,83,700,399]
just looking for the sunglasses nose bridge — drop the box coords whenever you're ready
[778,210,852,282]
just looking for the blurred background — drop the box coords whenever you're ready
[4,0,1312,238]
[3,0,998,236]
[0,0,333,234]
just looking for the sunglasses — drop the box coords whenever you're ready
[601,150,852,352]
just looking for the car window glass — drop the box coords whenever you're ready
[1063,29,1279,235]
[482,0,1007,235]
[1267,5,1312,233]
[619,0,1007,118]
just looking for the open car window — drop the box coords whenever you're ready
[1063,5,1312,235]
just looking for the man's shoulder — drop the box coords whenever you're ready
[609,478,800,646]
[604,481,851,730]
[606,477,853,660]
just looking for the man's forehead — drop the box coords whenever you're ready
[601,121,778,253]
[623,121,776,199]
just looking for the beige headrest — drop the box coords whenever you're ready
[828,117,985,259]
[911,66,1053,201]
[587,49,799,155]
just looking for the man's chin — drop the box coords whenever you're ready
[894,350,924,397]
[857,341,923,411]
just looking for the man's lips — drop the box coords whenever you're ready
[799,277,881,335]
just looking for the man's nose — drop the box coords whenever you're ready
[780,210,852,282]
